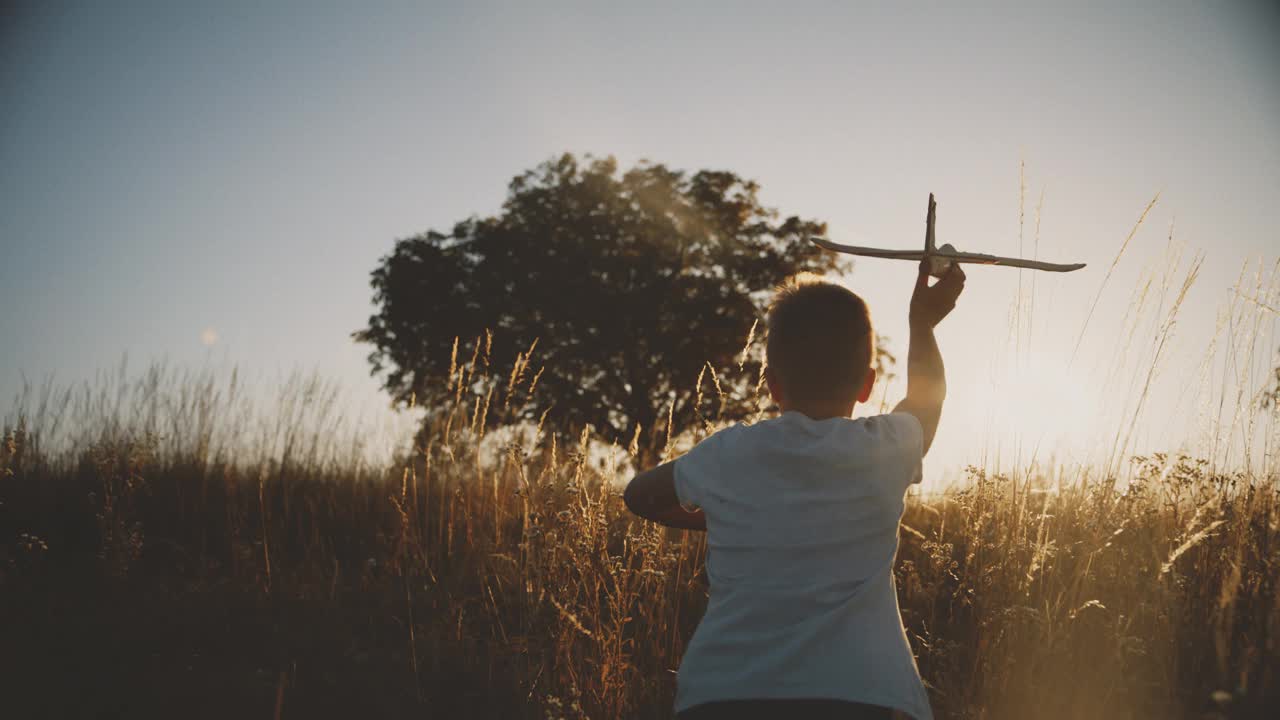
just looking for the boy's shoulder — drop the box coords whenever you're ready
[696,409,916,458]
[744,410,922,436]
[744,411,924,463]
[697,411,922,453]
[676,412,924,508]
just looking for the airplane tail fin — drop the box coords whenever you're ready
[925,193,937,255]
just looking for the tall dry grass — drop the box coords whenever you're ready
[3,224,1279,718]
[2,339,1276,719]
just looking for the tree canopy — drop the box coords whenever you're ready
[356,153,856,457]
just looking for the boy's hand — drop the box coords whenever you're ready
[909,260,965,329]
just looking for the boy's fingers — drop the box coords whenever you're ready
[915,259,931,291]
[938,264,965,300]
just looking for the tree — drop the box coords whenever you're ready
[355,153,855,459]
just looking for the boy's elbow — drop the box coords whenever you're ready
[912,377,946,408]
[622,477,642,516]
[903,391,944,415]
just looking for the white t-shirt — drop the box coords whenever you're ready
[672,410,932,720]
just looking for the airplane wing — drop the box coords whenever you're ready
[809,237,1086,273]
[939,250,1086,273]
[809,237,925,260]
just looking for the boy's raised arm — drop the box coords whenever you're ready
[894,260,965,455]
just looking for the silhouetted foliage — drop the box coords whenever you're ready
[1264,362,1280,409]
[356,153,852,456]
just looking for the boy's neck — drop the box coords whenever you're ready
[780,402,857,421]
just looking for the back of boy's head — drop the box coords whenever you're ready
[766,274,875,407]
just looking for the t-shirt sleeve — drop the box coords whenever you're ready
[673,429,726,511]
[884,411,925,487]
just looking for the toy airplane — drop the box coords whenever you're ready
[811,193,1086,278]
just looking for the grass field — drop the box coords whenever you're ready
[2,331,1277,720]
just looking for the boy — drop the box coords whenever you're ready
[624,257,965,720]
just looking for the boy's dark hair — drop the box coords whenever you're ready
[766,274,875,407]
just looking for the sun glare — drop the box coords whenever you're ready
[969,348,1101,462]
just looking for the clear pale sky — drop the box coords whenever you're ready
[3,1,1278,481]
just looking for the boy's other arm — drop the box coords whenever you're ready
[894,260,965,455]
[623,462,707,531]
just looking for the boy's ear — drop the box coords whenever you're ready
[856,367,877,404]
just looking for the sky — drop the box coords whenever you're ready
[2,1,1278,483]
